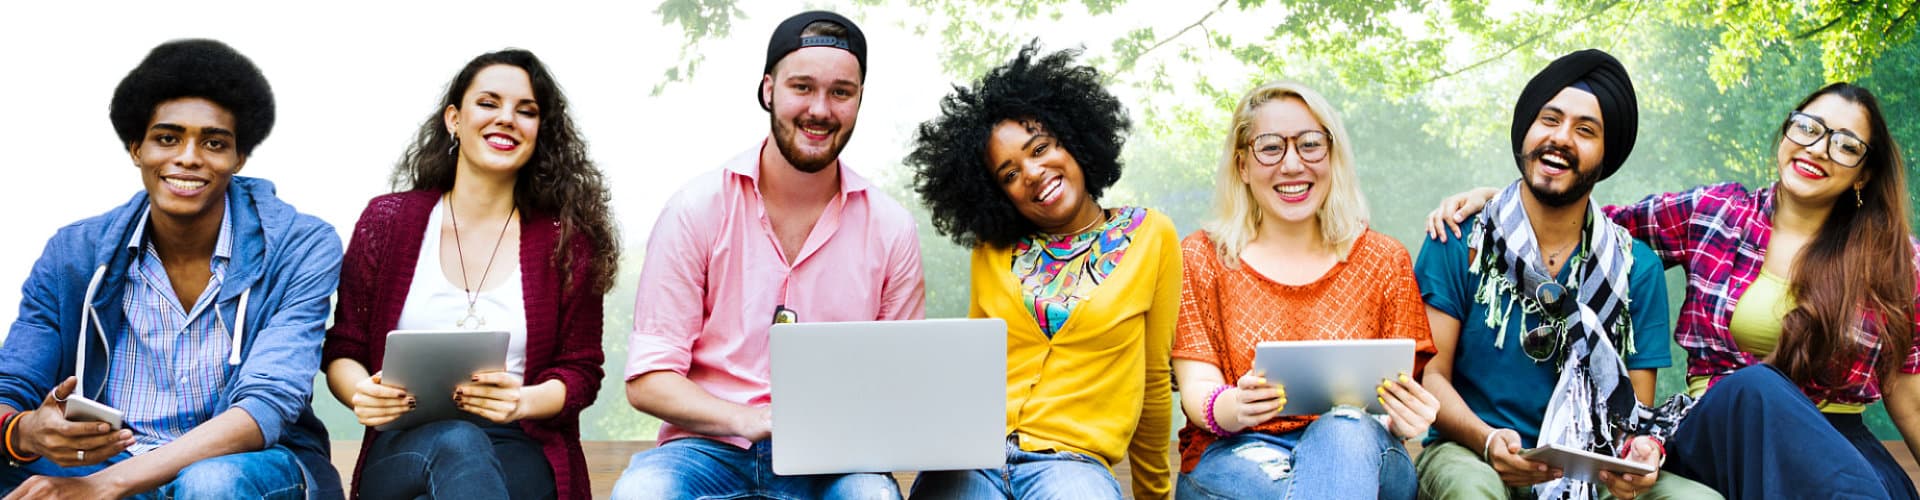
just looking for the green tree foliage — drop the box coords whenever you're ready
[630,0,1920,441]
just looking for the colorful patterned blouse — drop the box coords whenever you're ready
[1011,207,1147,337]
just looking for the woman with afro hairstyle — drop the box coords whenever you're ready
[1171,82,1438,500]
[322,49,617,500]
[0,39,346,499]
[906,41,1177,499]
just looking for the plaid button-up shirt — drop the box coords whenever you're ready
[1605,182,1920,406]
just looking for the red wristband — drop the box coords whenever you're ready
[1620,435,1665,462]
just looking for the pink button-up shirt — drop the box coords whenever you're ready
[626,144,927,449]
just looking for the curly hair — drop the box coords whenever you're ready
[907,40,1131,248]
[391,49,620,295]
[110,39,274,156]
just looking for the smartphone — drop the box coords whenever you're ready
[64,395,124,431]
[1519,442,1656,483]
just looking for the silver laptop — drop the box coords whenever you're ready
[769,318,1007,475]
[1251,338,1415,416]
[377,329,510,431]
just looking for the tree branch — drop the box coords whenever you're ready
[1888,0,1920,36]
[1112,0,1231,76]
[1794,14,1847,39]
[1417,0,1624,85]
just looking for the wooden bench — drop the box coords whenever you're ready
[332,440,1919,499]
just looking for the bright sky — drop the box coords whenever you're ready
[0,0,1161,333]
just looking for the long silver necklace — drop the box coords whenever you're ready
[448,192,516,329]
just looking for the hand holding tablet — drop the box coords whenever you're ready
[454,371,527,424]
[1519,442,1657,484]
[375,330,509,431]
[350,373,413,428]
[1214,371,1286,433]
[1250,339,1415,416]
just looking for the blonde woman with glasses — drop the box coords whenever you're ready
[1171,81,1439,499]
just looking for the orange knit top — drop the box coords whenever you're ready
[1172,229,1436,472]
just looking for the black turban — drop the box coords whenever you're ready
[1510,49,1637,180]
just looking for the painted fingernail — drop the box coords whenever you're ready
[1399,373,1411,383]
[1378,397,1387,406]
[471,375,479,382]
[1376,387,1388,396]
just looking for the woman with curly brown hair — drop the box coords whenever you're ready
[321,49,618,500]
[906,41,1176,499]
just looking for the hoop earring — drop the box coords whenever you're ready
[1855,186,1864,208]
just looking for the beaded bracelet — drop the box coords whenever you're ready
[1203,385,1232,437]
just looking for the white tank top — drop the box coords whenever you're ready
[395,199,528,379]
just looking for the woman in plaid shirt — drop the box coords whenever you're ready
[1429,82,1919,499]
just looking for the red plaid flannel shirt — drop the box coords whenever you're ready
[1604,182,1920,405]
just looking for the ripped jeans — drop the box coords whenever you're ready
[1176,408,1415,500]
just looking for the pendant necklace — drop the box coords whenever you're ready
[449,192,516,329]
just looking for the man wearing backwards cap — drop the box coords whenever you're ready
[613,10,924,500]
[1410,49,1720,499]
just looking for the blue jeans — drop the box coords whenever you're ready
[909,435,1124,500]
[1178,409,1414,500]
[610,437,901,500]
[1666,364,1918,500]
[0,445,304,499]
[358,420,555,500]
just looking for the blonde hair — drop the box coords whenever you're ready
[1203,81,1368,267]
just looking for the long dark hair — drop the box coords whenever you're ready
[392,49,620,295]
[1774,82,1916,391]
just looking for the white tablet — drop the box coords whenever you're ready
[376,329,509,431]
[1250,338,1415,416]
[1520,442,1657,482]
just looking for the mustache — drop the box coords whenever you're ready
[1524,143,1579,170]
[794,117,839,132]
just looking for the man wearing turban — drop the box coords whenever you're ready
[1410,49,1720,499]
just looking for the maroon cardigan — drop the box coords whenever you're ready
[323,190,604,499]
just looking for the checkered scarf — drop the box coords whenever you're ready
[1468,181,1691,498]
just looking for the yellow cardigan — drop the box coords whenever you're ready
[968,209,1178,499]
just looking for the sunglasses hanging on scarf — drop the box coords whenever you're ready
[1519,248,1586,363]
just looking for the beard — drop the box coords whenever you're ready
[1518,142,1602,207]
[769,111,851,174]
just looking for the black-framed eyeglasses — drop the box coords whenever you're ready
[1783,112,1869,168]
[1246,130,1332,166]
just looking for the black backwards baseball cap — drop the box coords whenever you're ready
[757,10,867,111]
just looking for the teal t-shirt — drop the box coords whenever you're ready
[1414,217,1672,447]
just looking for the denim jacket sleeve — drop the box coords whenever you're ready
[0,231,88,413]
[226,215,342,446]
